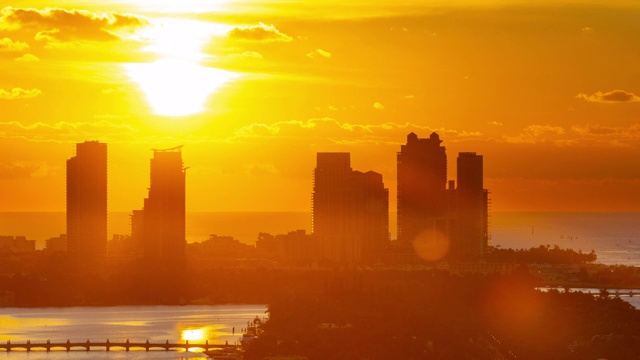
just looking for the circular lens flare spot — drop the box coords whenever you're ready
[412,229,450,262]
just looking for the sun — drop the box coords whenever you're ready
[124,18,237,117]
[125,59,237,117]
[117,0,230,13]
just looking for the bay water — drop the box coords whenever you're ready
[0,305,266,359]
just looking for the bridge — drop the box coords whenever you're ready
[0,339,238,352]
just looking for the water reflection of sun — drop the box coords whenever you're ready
[181,328,206,342]
[180,325,229,344]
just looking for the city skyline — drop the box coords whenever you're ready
[2,1,640,213]
[137,146,187,262]
[2,134,488,264]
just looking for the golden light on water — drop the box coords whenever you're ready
[0,316,69,342]
[181,328,206,342]
[179,325,230,346]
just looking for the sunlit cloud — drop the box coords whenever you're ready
[0,162,45,179]
[14,53,39,62]
[0,87,41,100]
[373,102,385,110]
[576,89,640,103]
[0,7,149,43]
[227,50,264,59]
[503,124,565,144]
[0,120,139,143]
[0,37,28,51]
[233,117,482,145]
[571,123,640,146]
[245,162,278,176]
[306,49,331,58]
[227,23,293,42]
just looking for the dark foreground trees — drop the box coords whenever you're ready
[484,245,597,265]
[245,270,640,360]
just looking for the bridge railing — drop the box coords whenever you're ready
[0,339,238,352]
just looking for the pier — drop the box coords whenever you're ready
[539,287,640,297]
[0,339,237,352]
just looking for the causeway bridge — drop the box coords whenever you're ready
[0,339,238,352]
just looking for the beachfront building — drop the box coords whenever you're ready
[396,133,489,263]
[135,146,187,264]
[312,152,389,263]
[397,133,452,254]
[454,152,489,260]
[66,141,107,260]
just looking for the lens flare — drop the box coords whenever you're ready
[412,229,450,262]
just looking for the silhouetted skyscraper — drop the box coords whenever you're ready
[139,146,186,263]
[454,152,489,259]
[312,153,389,263]
[397,132,450,248]
[66,141,107,259]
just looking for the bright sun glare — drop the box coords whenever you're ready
[123,0,229,13]
[125,18,237,117]
[181,329,206,342]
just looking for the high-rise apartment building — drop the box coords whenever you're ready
[397,132,450,247]
[312,153,389,263]
[138,146,186,263]
[66,141,107,259]
[455,152,489,259]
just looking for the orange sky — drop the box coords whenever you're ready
[1,1,640,212]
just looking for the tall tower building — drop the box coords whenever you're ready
[66,141,107,259]
[312,153,389,263]
[397,132,450,248]
[139,146,186,263]
[455,152,488,259]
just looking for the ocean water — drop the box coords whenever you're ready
[0,305,266,359]
[1,212,639,266]
[490,212,640,266]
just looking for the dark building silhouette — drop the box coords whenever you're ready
[45,234,67,253]
[396,133,489,262]
[454,152,489,260]
[0,236,36,253]
[136,146,186,263]
[257,230,315,263]
[129,209,145,257]
[66,141,107,259]
[312,153,389,263]
[397,133,451,249]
